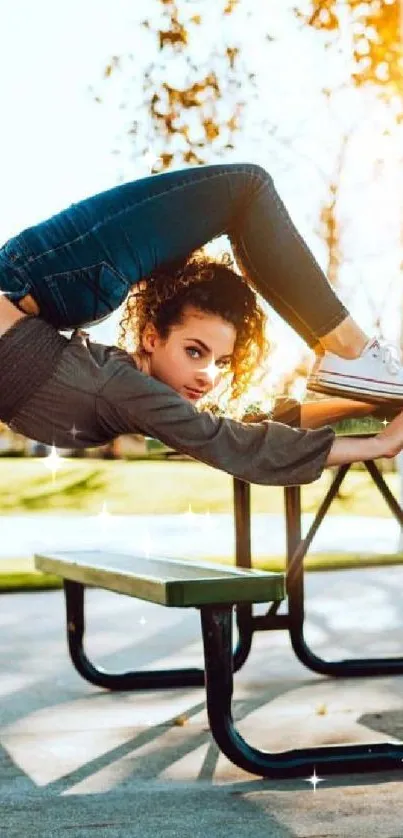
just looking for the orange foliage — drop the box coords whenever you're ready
[296,0,403,102]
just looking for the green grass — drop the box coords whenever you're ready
[1,455,402,592]
[0,456,399,516]
[0,564,62,592]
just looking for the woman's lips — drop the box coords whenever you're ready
[185,387,204,399]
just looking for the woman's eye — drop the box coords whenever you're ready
[186,348,230,369]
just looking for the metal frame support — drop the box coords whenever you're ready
[201,605,403,778]
[63,579,253,690]
[233,461,403,676]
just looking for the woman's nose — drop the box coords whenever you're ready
[196,367,218,389]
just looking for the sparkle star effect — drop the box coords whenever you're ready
[184,503,197,527]
[69,424,81,440]
[183,504,215,534]
[141,527,153,559]
[201,356,221,386]
[201,509,214,531]
[96,500,120,548]
[97,501,112,533]
[43,445,66,482]
[99,500,110,518]
[305,768,324,792]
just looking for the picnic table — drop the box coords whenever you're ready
[34,405,403,778]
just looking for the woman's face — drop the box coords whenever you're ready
[140,304,236,403]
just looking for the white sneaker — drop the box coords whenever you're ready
[307,338,403,404]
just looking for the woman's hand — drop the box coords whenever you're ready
[325,409,403,466]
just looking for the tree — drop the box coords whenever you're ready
[294,0,403,107]
[294,0,403,339]
[88,0,281,417]
[89,0,258,175]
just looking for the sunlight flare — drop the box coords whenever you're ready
[305,768,324,792]
[201,356,221,386]
[42,445,66,482]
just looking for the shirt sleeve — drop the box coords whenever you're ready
[96,357,335,487]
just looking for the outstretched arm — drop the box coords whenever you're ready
[297,396,403,465]
[98,358,403,486]
[278,395,403,465]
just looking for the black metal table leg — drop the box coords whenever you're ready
[64,579,251,690]
[365,459,403,525]
[200,605,403,778]
[233,477,254,670]
[233,476,289,649]
[233,458,403,677]
[286,462,403,676]
[64,579,205,689]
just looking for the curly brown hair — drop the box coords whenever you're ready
[118,249,270,416]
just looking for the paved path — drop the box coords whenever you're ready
[2,566,403,836]
[0,512,402,559]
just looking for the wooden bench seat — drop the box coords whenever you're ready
[35,549,285,607]
[35,549,403,780]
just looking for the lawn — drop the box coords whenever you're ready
[1,456,402,591]
[0,455,400,517]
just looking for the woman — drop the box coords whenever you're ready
[2,162,403,402]
[1,163,403,488]
[1,245,403,488]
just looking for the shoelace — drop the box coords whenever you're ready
[371,341,402,376]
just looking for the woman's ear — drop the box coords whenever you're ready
[142,322,159,353]
[133,345,152,376]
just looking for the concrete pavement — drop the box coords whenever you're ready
[0,512,402,560]
[2,566,403,835]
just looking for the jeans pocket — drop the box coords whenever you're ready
[39,262,130,329]
[0,239,32,300]
[0,237,26,266]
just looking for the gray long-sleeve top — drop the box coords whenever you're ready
[2,318,336,487]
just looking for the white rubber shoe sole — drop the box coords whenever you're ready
[307,338,403,405]
[307,375,403,404]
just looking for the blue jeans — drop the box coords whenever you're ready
[0,163,347,345]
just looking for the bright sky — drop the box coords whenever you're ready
[1,0,403,395]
